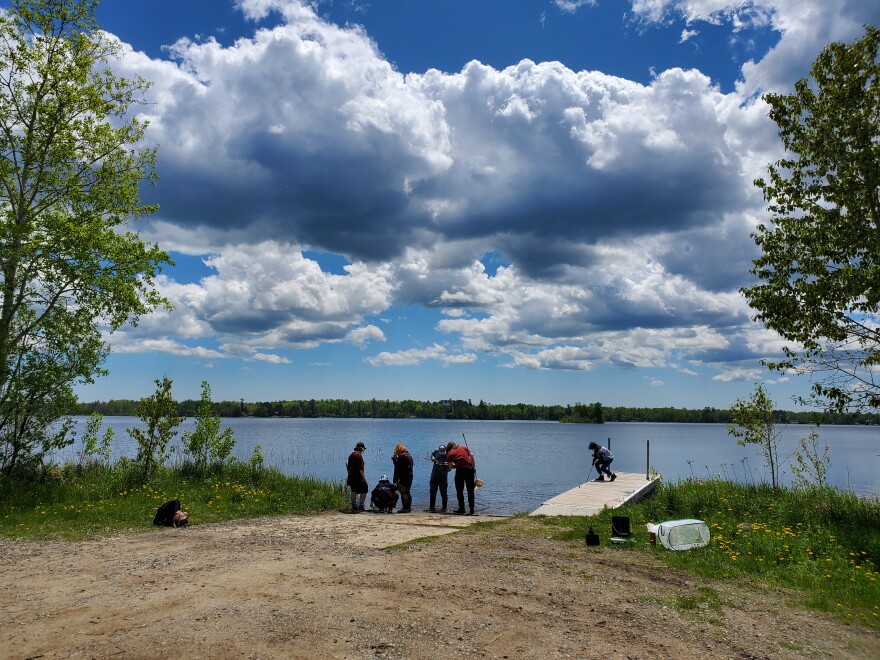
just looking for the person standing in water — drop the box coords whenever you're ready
[391,443,414,513]
[446,441,476,515]
[346,441,368,512]
[428,444,449,512]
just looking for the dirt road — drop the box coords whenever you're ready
[2,512,877,659]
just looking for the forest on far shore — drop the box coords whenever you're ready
[75,398,877,426]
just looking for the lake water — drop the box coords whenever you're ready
[58,418,879,515]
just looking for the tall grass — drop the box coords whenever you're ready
[0,459,349,540]
[542,479,880,630]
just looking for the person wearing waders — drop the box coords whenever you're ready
[347,442,368,512]
[428,444,450,512]
[589,441,616,482]
[446,441,476,515]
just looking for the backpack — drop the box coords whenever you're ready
[153,499,181,526]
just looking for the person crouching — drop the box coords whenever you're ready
[371,475,399,513]
[588,441,616,482]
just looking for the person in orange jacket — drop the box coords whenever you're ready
[446,441,476,515]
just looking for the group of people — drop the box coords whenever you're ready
[345,439,478,516]
[346,438,616,516]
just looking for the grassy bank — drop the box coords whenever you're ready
[542,479,880,630]
[0,460,348,540]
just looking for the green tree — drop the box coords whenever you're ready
[728,384,784,488]
[128,376,182,480]
[182,381,235,472]
[0,0,169,476]
[77,411,113,466]
[743,26,880,413]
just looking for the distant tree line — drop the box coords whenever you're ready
[73,398,877,425]
[75,398,601,422]
[602,406,876,425]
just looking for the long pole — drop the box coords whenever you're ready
[646,439,650,480]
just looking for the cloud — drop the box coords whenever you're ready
[630,1,880,94]
[251,352,292,364]
[365,343,477,367]
[507,346,596,371]
[104,243,395,361]
[711,367,764,382]
[109,337,225,359]
[118,7,757,272]
[345,325,386,346]
[554,1,596,13]
[99,0,879,383]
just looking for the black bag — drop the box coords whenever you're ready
[585,526,600,546]
[153,499,181,526]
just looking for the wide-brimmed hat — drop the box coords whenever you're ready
[355,442,366,450]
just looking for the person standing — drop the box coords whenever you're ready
[588,441,616,482]
[428,444,449,512]
[346,441,368,512]
[446,441,476,515]
[391,443,414,513]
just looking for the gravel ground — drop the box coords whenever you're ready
[1,512,878,659]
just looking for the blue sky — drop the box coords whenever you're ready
[54,1,880,406]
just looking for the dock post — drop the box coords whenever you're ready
[608,437,611,450]
[646,440,650,479]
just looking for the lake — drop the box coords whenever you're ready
[58,418,879,515]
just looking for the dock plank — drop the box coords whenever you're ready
[530,472,657,516]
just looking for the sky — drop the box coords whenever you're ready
[30,0,880,406]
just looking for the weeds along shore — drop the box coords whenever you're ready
[0,459,348,540]
[540,479,880,630]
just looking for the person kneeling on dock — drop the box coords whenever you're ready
[589,441,616,482]
[371,475,399,513]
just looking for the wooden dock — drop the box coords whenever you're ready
[530,472,657,516]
